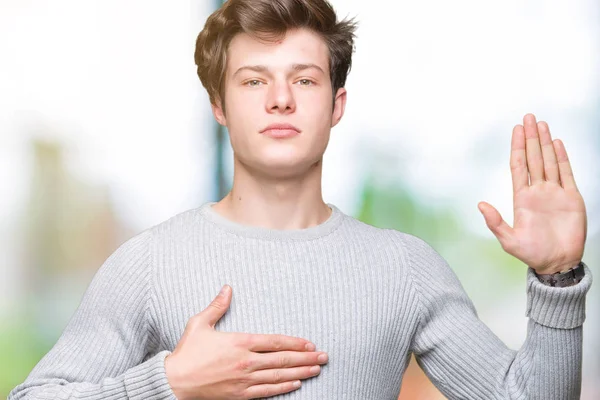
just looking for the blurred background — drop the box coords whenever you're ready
[1,0,598,398]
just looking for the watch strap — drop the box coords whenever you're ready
[535,261,586,287]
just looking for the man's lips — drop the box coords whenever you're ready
[260,123,301,138]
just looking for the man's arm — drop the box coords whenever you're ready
[403,233,592,400]
[8,230,176,400]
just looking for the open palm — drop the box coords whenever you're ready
[478,114,587,275]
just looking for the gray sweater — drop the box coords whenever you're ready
[9,202,593,399]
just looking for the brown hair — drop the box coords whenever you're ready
[194,0,358,113]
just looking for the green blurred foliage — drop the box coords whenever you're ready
[356,172,525,288]
[0,312,53,397]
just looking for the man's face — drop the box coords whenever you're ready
[212,28,346,178]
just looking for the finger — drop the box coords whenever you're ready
[523,113,545,185]
[553,139,578,191]
[243,380,302,399]
[478,202,516,251]
[510,124,528,193]
[199,285,232,327]
[249,365,321,385]
[537,121,560,184]
[248,351,328,371]
[243,333,316,353]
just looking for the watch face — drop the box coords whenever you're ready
[556,262,585,287]
[537,262,585,287]
[573,262,586,280]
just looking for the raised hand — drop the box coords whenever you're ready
[478,113,587,275]
[164,285,327,400]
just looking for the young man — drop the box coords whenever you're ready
[10,0,592,399]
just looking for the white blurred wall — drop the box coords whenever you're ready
[1,0,598,395]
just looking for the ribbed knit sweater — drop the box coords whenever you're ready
[9,202,593,399]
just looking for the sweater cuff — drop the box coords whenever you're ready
[124,350,177,400]
[526,264,593,329]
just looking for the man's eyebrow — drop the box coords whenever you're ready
[232,63,325,78]
[233,65,268,78]
[291,63,325,74]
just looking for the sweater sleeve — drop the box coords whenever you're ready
[402,234,592,400]
[8,230,177,400]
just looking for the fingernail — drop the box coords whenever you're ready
[318,353,328,363]
[219,285,229,296]
[305,342,316,351]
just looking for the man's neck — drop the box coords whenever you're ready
[211,161,331,231]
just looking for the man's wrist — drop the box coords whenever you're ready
[165,353,190,400]
[535,261,586,287]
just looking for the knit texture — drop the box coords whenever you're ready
[9,202,593,399]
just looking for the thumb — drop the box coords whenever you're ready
[478,201,515,249]
[201,285,232,328]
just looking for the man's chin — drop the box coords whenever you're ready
[245,159,323,180]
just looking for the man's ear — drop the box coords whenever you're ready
[211,98,227,126]
[331,87,347,128]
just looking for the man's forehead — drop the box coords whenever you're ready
[227,30,329,72]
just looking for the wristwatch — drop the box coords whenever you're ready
[535,261,586,287]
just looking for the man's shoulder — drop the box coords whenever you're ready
[104,205,206,257]
[143,203,206,237]
[338,217,451,284]
[342,214,429,248]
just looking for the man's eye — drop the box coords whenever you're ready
[245,80,263,87]
[297,79,315,86]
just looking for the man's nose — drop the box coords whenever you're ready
[266,81,296,114]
